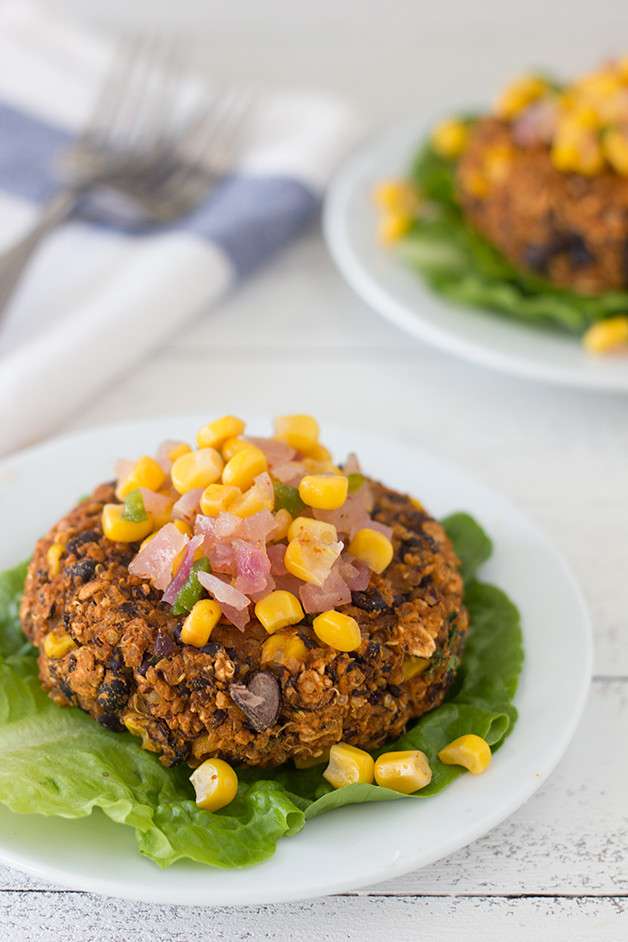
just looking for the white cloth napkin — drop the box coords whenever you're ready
[0,1,365,457]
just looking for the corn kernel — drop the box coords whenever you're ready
[378,212,413,244]
[483,143,513,185]
[190,758,238,812]
[167,442,192,463]
[298,474,348,510]
[140,531,157,551]
[313,610,361,652]
[494,74,548,119]
[603,128,628,176]
[287,516,338,544]
[323,742,374,789]
[196,415,246,450]
[102,503,153,543]
[284,534,342,586]
[46,542,64,577]
[221,436,250,461]
[374,750,432,793]
[116,456,167,500]
[431,118,468,159]
[260,630,308,672]
[402,656,430,680]
[348,528,394,574]
[170,519,194,571]
[460,168,488,198]
[273,414,319,453]
[171,447,224,494]
[200,483,241,516]
[229,482,274,518]
[293,748,331,769]
[438,734,492,774]
[149,498,176,531]
[273,508,292,541]
[305,443,332,462]
[180,599,222,647]
[43,630,76,659]
[221,445,267,491]
[582,315,628,354]
[301,458,343,475]
[255,590,304,634]
[372,179,422,214]
[172,536,204,576]
[123,713,161,752]
[551,132,605,176]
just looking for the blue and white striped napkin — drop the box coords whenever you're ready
[0,1,364,456]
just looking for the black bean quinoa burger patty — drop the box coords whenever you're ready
[20,481,467,769]
[457,117,628,295]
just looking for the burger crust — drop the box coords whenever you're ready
[20,481,467,768]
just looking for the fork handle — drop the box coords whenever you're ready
[0,187,82,319]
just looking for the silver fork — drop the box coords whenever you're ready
[0,39,251,318]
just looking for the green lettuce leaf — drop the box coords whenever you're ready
[0,513,522,868]
[403,140,628,333]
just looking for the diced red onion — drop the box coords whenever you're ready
[137,487,172,515]
[343,452,362,475]
[114,458,135,484]
[218,601,250,631]
[366,519,394,541]
[267,542,287,575]
[233,539,271,595]
[247,574,277,603]
[155,439,189,474]
[300,567,352,614]
[172,488,204,523]
[197,571,250,610]
[242,508,277,545]
[245,437,295,467]
[271,461,307,485]
[162,535,204,604]
[128,523,188,591]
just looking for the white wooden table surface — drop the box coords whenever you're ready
[2,2,627,939]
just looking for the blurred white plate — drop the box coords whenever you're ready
[324,119,628,392]
[0,415,592,904]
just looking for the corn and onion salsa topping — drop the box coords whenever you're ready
[101,414,395,655]
[373,56,628,356]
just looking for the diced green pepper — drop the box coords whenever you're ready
[171,557,211,616]
[347,473,365,494]
[272,482,305,517]
[120,488,149,522]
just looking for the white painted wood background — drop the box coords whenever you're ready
[2,2,627,938]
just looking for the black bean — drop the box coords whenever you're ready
[568,234,595,268]
[154,630,178,658]
[66,558,97,583]
[65,530,99,556]
[200,642,222,657]
[109,648,125,672]
[97,675,130,714]
[120,601,140,617]
[351,589,389,614]
[59,681,77,705]
[97,714,124,732]
[297,631,318,650]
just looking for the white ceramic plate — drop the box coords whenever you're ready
[323,119,628,392]
[0,415,592,905]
